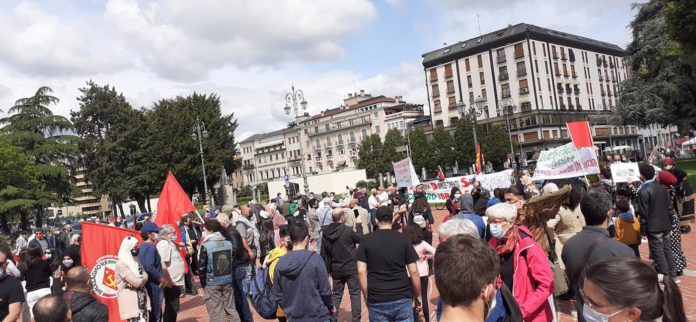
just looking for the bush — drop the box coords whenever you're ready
[355,179,379,190]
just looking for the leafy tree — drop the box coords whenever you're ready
[146,93,239,205]
[430,127,455,168]
[0,142,45,233]
[382,129,406,164]
[0,86,79,228]
[480,125,511,170]
[453,122,476,166]
[357,134,388,179]
[664,0,696,57]
[408,128,431,174]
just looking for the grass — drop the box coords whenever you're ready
[676,158,696,189]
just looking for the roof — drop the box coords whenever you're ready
[305,95,396,122]
[422,23,625,68]
[239,126,295,144]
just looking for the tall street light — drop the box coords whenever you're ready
[192,116,211,207]
[456,96,486,173]
[284,85,310,195]
[497,97,517,169]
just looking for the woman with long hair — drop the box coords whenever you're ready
[115,236,149,322]
[19,244,53,319]
[583,257,686,322]
[657,170,688,275]
[258,215,276,265]
[405,225,435,322]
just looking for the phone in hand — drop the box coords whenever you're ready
[354,209,360,218]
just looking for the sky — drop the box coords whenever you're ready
[0,0,637,141]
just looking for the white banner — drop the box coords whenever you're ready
[476,169,514,191]
[532,143,600,181]
[610,162,640,183]
[393,157,420,188]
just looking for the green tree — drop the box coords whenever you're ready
[0,86,79,228]
[664,0,696,57]
[430,127,455,168]
[453,122,475,166]
[146,93,239,204]
[616,1,696,131]
[480,126,511,170]
[0,142,46,233]
[357,134,387,179]
[408,128,431,174]
[382,129,406,164]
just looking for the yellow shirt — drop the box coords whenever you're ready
[266,247,288,317]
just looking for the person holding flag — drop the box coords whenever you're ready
[115,236,149,322]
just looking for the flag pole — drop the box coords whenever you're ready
[567,122,591,183]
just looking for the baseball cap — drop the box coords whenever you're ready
[141,222,161,234]
[375,206,393,223]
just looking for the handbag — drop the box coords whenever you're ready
[546,231,569,296]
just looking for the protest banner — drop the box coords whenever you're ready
[610,162,641,183]
[82,223,143,322]
[532,143,600,181]
[408,174,475,203]
[476,169,514,191]
[393,157,420,188]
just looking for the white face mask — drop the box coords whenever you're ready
[582,305,624,322]
[454,193,462,199]
[168,234,177,242]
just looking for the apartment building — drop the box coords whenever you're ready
[239,91,424,187]
[47,167,110,218]
[421,23,642,162]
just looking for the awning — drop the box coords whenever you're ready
[255,138,284,149]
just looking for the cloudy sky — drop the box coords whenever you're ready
[0,0,636,140]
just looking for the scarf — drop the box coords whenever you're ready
[495,225,520,256]
[117,236,140,276]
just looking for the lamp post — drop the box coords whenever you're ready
[497,97,517,169]
[192,116,212,207]
[456,96,486,173]
[283,85,310,195]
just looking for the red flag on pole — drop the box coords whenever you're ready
[437,166,446,181]
[567,121,594,148]
[475,142,482,174]
[154,171,196,273]
[81,222,143,322]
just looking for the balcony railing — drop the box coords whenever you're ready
[498,73,509,81]
[519,88,529,95]
[501,89,511,98]
[242,164,255,170]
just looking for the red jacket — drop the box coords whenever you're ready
[489,226,554,322]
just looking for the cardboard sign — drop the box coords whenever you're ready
[533,143,600,181]
[610,162,641,183]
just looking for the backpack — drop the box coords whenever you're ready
[250,266,277,319]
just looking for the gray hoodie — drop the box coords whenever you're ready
[271,250,333,322]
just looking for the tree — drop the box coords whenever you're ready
[453,122,475,166]
[146,93,238,204]
[0,142,47,233]
[0,86,79,228]
[382,129,406,164]
[664,0,696,57]
[357,134,386,179]
[616,1,696,131]
[430,127,455,168]
[479,126,511,170]
[408,128,431,174]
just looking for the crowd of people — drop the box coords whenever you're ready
[0,156,692,322]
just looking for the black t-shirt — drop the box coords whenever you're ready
[356,229,419,303]
[0,275,25,320]
[500,252,514,291]
[23,260,52,292]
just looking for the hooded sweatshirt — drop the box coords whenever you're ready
[454,194,486,239]
[320,223,362,277]
[266,247,288,318]
[271,249,333,322]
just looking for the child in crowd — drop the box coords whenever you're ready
[613,199,641,257]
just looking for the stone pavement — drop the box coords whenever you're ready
[178,210,696,321]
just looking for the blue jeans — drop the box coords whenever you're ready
[367,298,413,322]
[233,265,253,322]
[146,282,164,322]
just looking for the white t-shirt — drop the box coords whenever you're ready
[368,195,379,209]
[156,240,185,287]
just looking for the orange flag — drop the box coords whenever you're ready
[154,171,196,272]
[81,222,143,322]
[475,142,482,174]
[567,121,594,148]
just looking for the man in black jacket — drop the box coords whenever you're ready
[321,207,364,322]
[63,266,108,322]
[635,163,677,278]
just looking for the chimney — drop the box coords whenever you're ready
[360,89,365,96]
[348,93,353,98]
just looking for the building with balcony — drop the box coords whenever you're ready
[239,127,300,186]
[421,23,645,162]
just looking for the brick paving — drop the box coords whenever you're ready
[178,210,696,321]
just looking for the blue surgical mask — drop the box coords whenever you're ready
[582,304,624,322]
[489,223,506,239]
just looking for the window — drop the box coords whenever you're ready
[514,43,524,58]
[479,71,485,85]
[429,68,437,81]
[431,84,440,97]
[576,97,581,110]
[481,88,487,99]
[571,65,577,78]
[501,84,511,98]
[325,124,330,131]
[435,120,444,128]
[361,128,368,139]
[337,134,343,145]
[477,55,483,68]
[542,43,547,57]
[562,64,568,77]
[552,45,557,58]
[326,136,332,146]
[569,49,576,62]
[448,96,457,108]
[375,126,380,134]
[497,49,506,63]
[450,117,459,125]
[445,64,453,78]
[499,66,509,81]
[554,63,560,76]
[519,79,529,94]
[336,122,341,129]
[467,75,472,87]
[433,100,442,113]
[349,131,356,142]
[465,58,470,72]
[547,79,551,91]
[534,60,539,73]
[517,61,527,77]
[545,62,549,74]
[533,42,537,55]
[560,47,566,60]
[469,92,475,104]
[521,101,532,112]
[447,80,455,93]
[315,138,321,148]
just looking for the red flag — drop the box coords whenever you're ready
[81,222,143,322]
[155,171,196,273]
[437,166,446,181]
[475,142,482,174]
[567,121,594,148]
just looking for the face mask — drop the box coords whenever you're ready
[489,223,507,239]
[454,194,462,199]
[63,259,74,268]
[168,235,177,242]
[130,248,140,257]
[45,254,52,260]
[0,267,5,279]
[582,305,624,322]
[151,233,159,240]
[36,233,43,239]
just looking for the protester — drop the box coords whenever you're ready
[264,225,291,322]
[445,187,461,217]
[65,234,82,266]
[547,183,586,267]
[357,206,421,321]
[13,233,27,257]
[236,206,259,315]
[406,225,435,322]
[348,198,370,235]
[32,295,70,322]
[454,193,485,239]
[321,207,364,322]
[0,243,24,322]
[216,214,254,322]
[156,225,185,322]
[19,243,52,319]
[391,194,409,230]
[368,188,380,229]
[179,213,201,295]
[196,219,241,322]
[60,225,73,250]
[562,189,635,321]
[271,222,334,321]
[636,163,678,278]
[64,266,108,322]
[409,194,434,247]
[258,214,276,265]
[663,158,695,217]
[115,236,149,322]
[582,257,686,322]
[139,222,168,322]
[47,227,65,258]
[657,170,688,275]
[435,234,500,322]
[268,203,287,245]
[28,228,48,252]
[437,219,479,242]
[48,247,65,295]
[486,203,554,322]
[613,199,641,257]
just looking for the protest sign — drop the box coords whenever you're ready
[408,175,475,203]
[476,169,514,191]
[532,143,600,181]
[393,157,420,188]
[610,162,640,183]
